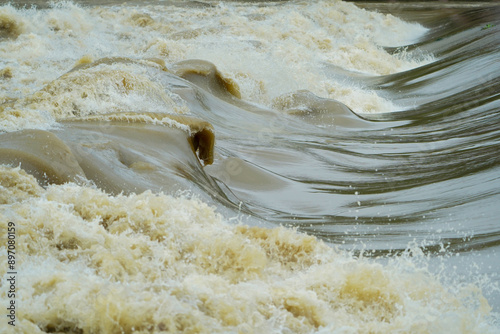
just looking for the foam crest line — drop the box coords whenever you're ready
[1,1,499,332]
[0,115,217,193]
[0,167,496,333]
[0,0,430,115]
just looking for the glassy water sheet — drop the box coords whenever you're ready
[335,0,500,315]
[0,0,499,332]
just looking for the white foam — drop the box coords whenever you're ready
[0,169,497,332]
[0,0,433,125]
[2,2,495,332]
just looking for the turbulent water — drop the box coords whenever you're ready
[0,0,499,332]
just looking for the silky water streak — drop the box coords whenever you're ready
[1,0,499,333]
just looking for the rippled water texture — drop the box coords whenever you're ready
[0,1,499,333]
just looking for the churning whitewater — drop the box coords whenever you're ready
[1,0,499,333]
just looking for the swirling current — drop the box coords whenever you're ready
[0,1,499,333]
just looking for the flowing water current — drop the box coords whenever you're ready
[0,0,499,332]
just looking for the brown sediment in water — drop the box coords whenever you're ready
[272,90,373,128]
[0,1,498,332]
[172,59,242,100]
[0,129,85,187]
[0,8,25,39]
[0,67,13,79]
[0,166,42,204]
[0,167,489,333]
[0,114,215,195]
